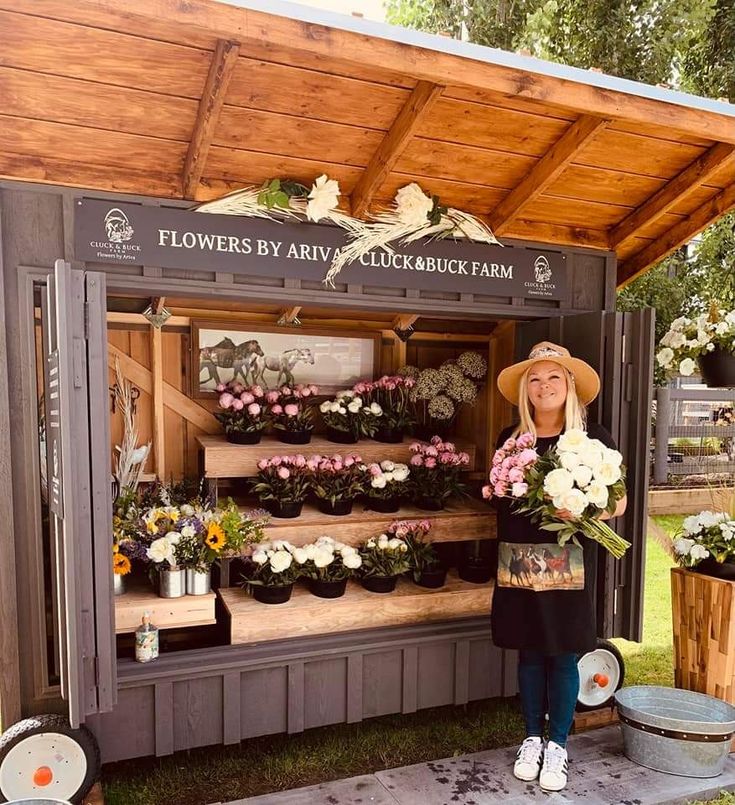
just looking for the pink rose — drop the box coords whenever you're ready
[410,455,423,466]
[502,438,516,451]
[280,386,292,395]
[518,448,538,466]
[284,404,299,417]
[444,442,456,452]
[439,452,453,464]
[231,383,244,395]
[426,446,438,457]
[294,455,306,468]
[511,482,529,497]
[386,381,396,391]
[369,464,382,477]
[240,392,255,405]
[489,467,500,484]
[265,390,279,404]
[494,481,508,497]
[482,484,492,499]
[248,403,261,416]
[271,404,283,415]
[431,436,442,446]
[309,384,319,395]
[517,432,535,448]
[508,467,524,483]
[307,459,320,471]
[251,385,264,398]
[300,387,311,397]
[257,458,269,470]
[333,461,343,471]
[492,452,503,466]
[231,399,244,411]
[459,452,470,464]
[271,456,282,466]
[425,457,437,469]
[219,393,235,409]
[216,383,226,392]
[344,456,354,467]
[277,467,290,480]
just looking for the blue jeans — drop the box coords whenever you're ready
[518,650,580,747]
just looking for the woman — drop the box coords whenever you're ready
[493,341,627,792]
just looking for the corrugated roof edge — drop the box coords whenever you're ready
[221,0,735,121]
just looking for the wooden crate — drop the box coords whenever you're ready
[114,584,216,634]
[198,433,477,478]
[252,497,496,546]
[219,571,492,645]
[671,567,735,703]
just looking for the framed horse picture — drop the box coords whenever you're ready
[191,320,382,398]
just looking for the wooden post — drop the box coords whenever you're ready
[150,326,165,479]
[654,386,670,484]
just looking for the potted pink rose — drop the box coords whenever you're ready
[215,381,266,444]
[408,436,470,510]
[265,383,320,445]
[307,453,367,516]
[251,455,312,518]
[355,375,416,443]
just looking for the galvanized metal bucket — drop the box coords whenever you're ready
[159,567,185,598]
[615,685,735,778]
[186,568,211,595]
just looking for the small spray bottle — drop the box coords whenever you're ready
[135,611,159,663]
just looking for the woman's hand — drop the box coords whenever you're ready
[597,494,628,520]
[554,508,577,521]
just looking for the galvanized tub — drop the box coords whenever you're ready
[615,685,735,778]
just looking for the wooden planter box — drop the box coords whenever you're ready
[671,567,735,703]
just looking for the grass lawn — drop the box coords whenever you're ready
[102,520,682,805]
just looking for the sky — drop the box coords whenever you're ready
[285,0,387,22]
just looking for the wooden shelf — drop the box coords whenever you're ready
[242,497,496,545]
[197,433,477,478]
[219,571,493,645]
[114,583,216,634]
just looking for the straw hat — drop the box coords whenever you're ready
[497,341,600,406]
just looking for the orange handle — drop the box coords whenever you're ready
[593,673,609,687]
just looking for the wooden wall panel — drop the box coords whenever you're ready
[468,639,504,701]
[417,643,455,709]
[304,658,348,729]
[97,685,155,763]
[362,650,403,718]
[173,677,223,751]
[240,667,288,739]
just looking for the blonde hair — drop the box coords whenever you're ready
[513,363,587,440]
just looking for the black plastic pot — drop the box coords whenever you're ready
[316,498,353,516]
[698,347,735,388]
[415,564,447,589]
[361,575,398,593]
[415,494,444,511]
[277,429,312,445]
[309,577,348,598]
[374,426,404,444]
[325,426,359,444]
[459,559,493,584]
[253,583,293,604]
[694,557,735,580]
[226,430,262,445]
[367,496,400,513]
[266,499,304,519]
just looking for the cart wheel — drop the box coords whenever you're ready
[0,714,100,804]
[576,639,625,711]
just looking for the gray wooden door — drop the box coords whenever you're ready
[43,259,116,727]
[514,309,654,641]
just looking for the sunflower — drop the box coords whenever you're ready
[205,522,226,551]
[113,552,131,575]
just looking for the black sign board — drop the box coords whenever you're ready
[74,198,567,301]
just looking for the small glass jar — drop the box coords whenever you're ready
[135,612,159,663]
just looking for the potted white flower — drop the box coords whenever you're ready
[364,460,410,513]
[656,308,735,387]
[672,510,735,579]
[298,536,363,598]
[359,533,411,593]
[319,390,382,443]
[242,540,305,604]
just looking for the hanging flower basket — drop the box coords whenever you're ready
[698,346,735,388]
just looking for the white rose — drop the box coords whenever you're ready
[292,547,308,565]
[682,515,701,535]
[337,389,355,399]
[559,451,581,471]
[698,511,723,529]
[586,481,609,509]
[572,464,594,488]
[392,465,410,482]
[180,525,196,539]
[180,504,195,517]
[690,544,710,561]
[337,406,347,414]
[251,550,268,565]
[577,446,603,472]
[381,460,395,472]
[164,530,181,544]
[395,183,434,227]
[673,537,695,555]
[147,537,173,565]
[320,400,331,413]
[371,475,387,489]
[671,316,688,330]
[306,174,340,221]
[557,429,588,453]
[377,534,389,547]
[352,396,363,407]
[557,488,589,517]
[304,544,317,560]
[602,448,623,467]
[347,401,361,414]
[543,468,575,497]
[343,553,362,569]
[383,472,395,482]
[679,357,696,376]
[314,549,334,568]
[656,347,674,367]
[595,462,622,485]
[697,328,711,345]
[715,322,728,336]
[366,538,376,549]
[370,402,383,415]
[388,537,402,550]
[670,332,687,348]
[270,551,293,574]
[329,402,341,413]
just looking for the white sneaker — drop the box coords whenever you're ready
[513,736,544,781]
[539,740,568,791]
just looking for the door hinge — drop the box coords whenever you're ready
[83,301,90,339]
[621,333,626,360]
[613,588,619,616]
[93,655,101,686]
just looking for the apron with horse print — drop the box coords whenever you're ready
[490,423,618,655]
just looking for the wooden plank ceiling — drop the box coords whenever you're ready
[1,0,734,287]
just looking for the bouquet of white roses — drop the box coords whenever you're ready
[297,536,363,582]
[672,510,735,568]
[319,390,383,439]
[243,540,305,586]
[484,429,629,558]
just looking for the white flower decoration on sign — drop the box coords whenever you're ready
[306,174,340,222]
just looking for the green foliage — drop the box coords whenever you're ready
[681,0,735,102]
[256,178,309,209]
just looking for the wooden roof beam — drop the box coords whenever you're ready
[183,38,240,200]
[393,313,420,330]
[277,306,302,325]
[617,181,735,288]
[488,115,610,235]
[351,81,445,219]
[611,142,735,249]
